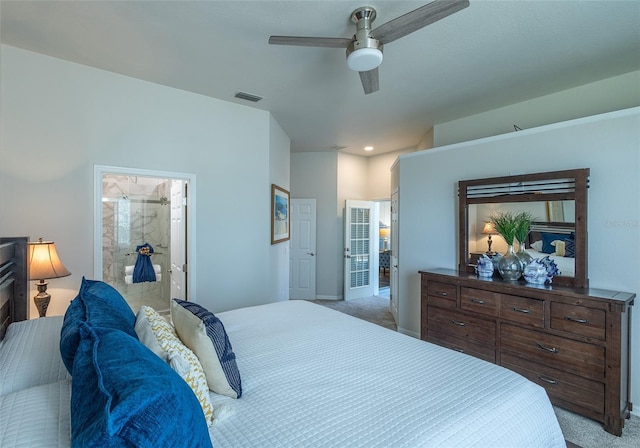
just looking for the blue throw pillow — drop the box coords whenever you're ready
[60,277,138,373]
[564,238,575,258]
[540,232,571,254]
[71,324,212,448]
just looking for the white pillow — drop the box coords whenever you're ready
[531,240,543,252]
[134,308,168,362]
[171,299,242,399]
[139,306,215,426]
[551,240,566,257]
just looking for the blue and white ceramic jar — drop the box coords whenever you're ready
[475,254,494,278]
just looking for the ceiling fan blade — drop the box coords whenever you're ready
[370,0,469,44]
[268,36,352,48]
[359,68,379,95]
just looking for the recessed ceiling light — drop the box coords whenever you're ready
[364,146,374,151]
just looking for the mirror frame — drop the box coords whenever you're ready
[458,168,589,288]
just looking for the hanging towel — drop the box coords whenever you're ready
[133,243,156,283]
[125,273,162,285]
[125,265,161,276]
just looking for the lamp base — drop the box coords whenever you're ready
[34,281,50,317]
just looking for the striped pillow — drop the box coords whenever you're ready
[140,306,215,426]
[171,299,242,399]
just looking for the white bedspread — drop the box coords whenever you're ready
[0,380,71,448]
[210,300,565,447]
[0,316,70,396]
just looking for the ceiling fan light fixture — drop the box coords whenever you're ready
[347,47,383,72]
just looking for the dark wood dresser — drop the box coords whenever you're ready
[420,268,635,436]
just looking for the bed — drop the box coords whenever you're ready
[525,222,576,278]
[0,240,567,447]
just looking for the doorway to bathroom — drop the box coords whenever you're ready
[94,166,194,314]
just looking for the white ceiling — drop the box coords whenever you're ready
[1,0,639,156]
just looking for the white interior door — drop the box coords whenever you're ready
[344,200,376,301]
[170,180,187,300]
[390,191,399,323]
[290,199,316,299]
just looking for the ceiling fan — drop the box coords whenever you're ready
[268,0,470,95]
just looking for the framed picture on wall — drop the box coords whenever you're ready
[271,184,290,244]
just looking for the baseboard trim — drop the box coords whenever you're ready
[315,295,342,300]
[398,327,420,339]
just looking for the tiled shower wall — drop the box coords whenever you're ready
[102,175,171,312]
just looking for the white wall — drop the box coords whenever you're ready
[367,149,415,200]
[290,150,409,299]
[0,45,289,316]
[434,71,640,147]
[268,115,291,302]
[290,151,339,298]
[397,108,640,408]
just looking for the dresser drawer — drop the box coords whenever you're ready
[501,353,604,419]
[428,307,495,344]
[551,302,606,340]
[500,324,604,381]
[460,287,498,317]
[499,294,544,328]
[426,281,457,309]
[428,331,496,363]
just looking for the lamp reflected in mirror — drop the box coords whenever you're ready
[482,221,497,255]
[379,226,390,251]
[28,238,71,317]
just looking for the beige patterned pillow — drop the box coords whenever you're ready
[140,306,214,426]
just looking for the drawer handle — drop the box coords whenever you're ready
[564,316,589,324]
[536,342,558,354]
[536,375,558,385]
[470,299,485,305]
[451,320,466,327]
[512,307,531,314]
[437,291,449,297]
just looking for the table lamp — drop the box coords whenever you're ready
[29,238,71,317]
[482,221,497,255]
[379,227,390,251]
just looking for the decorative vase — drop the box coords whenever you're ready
[498,245,522,281]
[516,240,533,269]
[475,254,494,278]
[523,260,551,284]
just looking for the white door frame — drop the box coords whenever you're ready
[344,200,377,301]
[390,190,399,323]
[93,165,197,300]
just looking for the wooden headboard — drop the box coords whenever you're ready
[0,237,29,340]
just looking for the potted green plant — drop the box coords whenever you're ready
[490,211,521,280]
[514,211,535,267]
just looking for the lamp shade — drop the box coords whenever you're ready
[29,239,71,280]
[482,222,497,235]
[379,227,390,239]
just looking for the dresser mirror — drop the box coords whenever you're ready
[458,169,589,288]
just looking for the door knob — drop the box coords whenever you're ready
[307,252,315,256]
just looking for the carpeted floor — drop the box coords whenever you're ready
[309,295,396,331]
[310,295,640,448]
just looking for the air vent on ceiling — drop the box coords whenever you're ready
[329,145,348,151]
[234,91,263,102]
